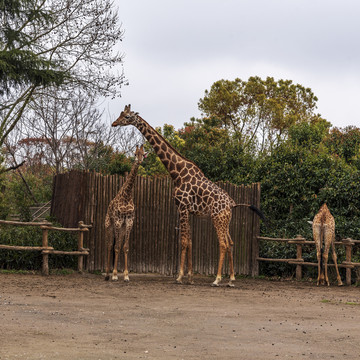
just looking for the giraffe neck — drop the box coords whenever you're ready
[135,115,203,183]
[119,159,141,201]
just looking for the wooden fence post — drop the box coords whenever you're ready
[252,235,259,277]
[343,238,354,286]
[78,221,84,273]
[41,227,49,276]
[296,235,303,281]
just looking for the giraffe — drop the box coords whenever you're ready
[111,104,265,287]
[104,144,146,282]
[312,203,343,286]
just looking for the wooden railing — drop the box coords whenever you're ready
[256,235,360,285]
[0,220,91,275]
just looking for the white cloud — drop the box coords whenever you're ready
[108,0,360,130]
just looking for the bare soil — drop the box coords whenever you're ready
[1,272,360,360]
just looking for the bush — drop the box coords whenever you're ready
[0,224,78,271]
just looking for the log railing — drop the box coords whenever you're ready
[0,220,91,275]
[256,235,360,285]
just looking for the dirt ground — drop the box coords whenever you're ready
[1,272,360,360]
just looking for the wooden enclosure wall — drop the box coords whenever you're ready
[51,171,261,276]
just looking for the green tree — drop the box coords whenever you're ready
[324,126,360,164]
[198,76,326,153]
[252,121,360,240]
[178,117,256,183]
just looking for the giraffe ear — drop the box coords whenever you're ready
[128,104,131,111]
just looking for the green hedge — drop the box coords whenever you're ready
[0,224,78,271]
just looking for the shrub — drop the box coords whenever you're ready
[0,224,78,271]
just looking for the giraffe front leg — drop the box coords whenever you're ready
[105,245,112,281]
[104,222,113,281]
[112,222,125,281]
[176,209,191,285]
[112,246,120,281]
[123,215,134,282]
[187,240,194,285]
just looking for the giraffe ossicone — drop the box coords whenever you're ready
[104,144,146,282]
[112,104,265,287]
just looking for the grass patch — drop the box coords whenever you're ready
[50,268,76,275]
[0,269,37,275]
[321,299,360,306]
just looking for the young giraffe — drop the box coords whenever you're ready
[104,145,146,282]
[112,104,265,287]
[312,203,343,286]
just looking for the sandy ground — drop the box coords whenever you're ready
[0,272,360,360]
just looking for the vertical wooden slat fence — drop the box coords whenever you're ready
[51,170,261,276]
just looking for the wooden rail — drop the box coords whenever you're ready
[256,235,360,285]
[0,220,91,275]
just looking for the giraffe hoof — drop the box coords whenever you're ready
[175,279,183,285]
[111,276,119,281]
[211,282,220,287]
[124,278,129,282]
[227,282,235,288]
[105,276,110,281]
[338,282,344,286]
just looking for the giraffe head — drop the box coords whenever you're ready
[134,144,146,163]
[112,104,139,127]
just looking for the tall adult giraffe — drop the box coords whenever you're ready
[104,145,146,282]
[312,203,343,286]
[112,104,265,287]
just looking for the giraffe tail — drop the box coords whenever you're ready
[233,203,267,222]
[320,225,324,270]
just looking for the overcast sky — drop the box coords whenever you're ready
[108,0,360,130]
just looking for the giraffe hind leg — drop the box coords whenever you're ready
[313,224,324,285]
[325,225,343,286]
[176,209,192,285]
[212,211,234,287]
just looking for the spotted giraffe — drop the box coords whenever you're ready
[312,203,343,286]
[104,145,146,282]
[112,104,265,287]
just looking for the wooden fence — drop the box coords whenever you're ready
[51,170,261,276]
[0,220,91,275]
[256,236,360,285]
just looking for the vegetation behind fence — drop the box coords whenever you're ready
[51,171,261,275]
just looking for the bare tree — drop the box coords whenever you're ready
[6,90,143,174]
[1,0,125,151]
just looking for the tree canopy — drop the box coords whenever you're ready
[198,76,327,154]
